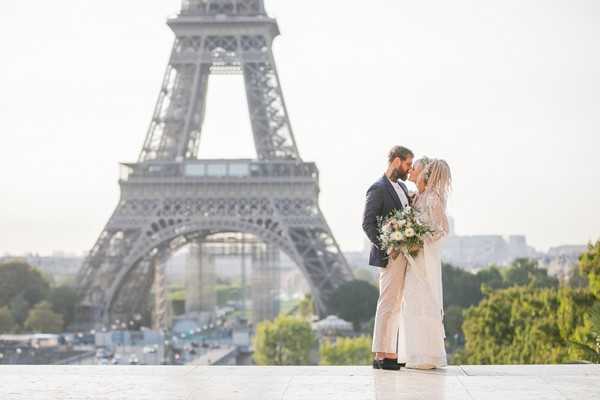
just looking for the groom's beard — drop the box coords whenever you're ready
[391,168,408,182]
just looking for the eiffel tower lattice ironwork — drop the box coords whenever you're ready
[75,0,353,329]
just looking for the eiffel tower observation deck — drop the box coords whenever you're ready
[74,0,353,330]
[179,0,267,16]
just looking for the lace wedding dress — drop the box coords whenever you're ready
[396,190,448,369]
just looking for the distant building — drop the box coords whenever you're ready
[440,217,539,270]
[442,234,538,270]
[250,243,281,325]
[280,268,310,300]
[0,334,63,349]
[0,334,92,365]
[344,240,377,282]
[347,231,528,273]
[0,253,84,284]
[312,315,354,338]
[95,329,164,349]
[185,243,217,317]
[538,245,587,281]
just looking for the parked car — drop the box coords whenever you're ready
[95,347,113,359]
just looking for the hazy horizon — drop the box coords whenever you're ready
[1,0,599,256]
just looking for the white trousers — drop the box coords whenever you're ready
[371,255,408,354]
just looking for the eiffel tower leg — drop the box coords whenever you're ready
[283,214,354,316]
[75,220,145,330]
[250,242,280,324]
[243,54,300,161]
[152,258,173,332]
[140,55,211,162]
[185,241,216,316]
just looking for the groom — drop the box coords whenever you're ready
[363,145,414,370]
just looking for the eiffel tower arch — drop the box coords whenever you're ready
[75,0,353,329]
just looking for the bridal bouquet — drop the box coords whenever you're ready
[377,207,434,258]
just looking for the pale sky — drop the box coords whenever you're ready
[1,0,599,256]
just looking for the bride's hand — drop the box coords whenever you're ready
[389,248,400,260]
[424,232,434,244]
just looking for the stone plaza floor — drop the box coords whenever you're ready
[1,364,599,399]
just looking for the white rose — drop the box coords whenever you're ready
[405,228,415,238]
[391,231,403,241]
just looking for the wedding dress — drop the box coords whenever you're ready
[396,190,448,369]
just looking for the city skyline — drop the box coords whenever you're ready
[1,0,599,256]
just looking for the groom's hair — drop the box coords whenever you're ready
[388,146,414,163]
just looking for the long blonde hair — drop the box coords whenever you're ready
[414,156,432,171]
[418,159,452,202]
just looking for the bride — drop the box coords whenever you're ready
[397,158,451,369]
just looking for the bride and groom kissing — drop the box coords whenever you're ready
[363,145,452,371]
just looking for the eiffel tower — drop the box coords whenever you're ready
[75,0,353,329]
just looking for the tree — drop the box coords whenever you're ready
[460,286,597,364]
[9,292,30,328]
[443,260,558,313]
[24,301,64,333]
[169,289,186,316]
[330,280,379,331]
[253,315,315,365]
[216,284,242,306]
[320,336,372,365]
[461,287,558,364]
[444,305,464,349]
[442,264,484,309]
[568,303,600,363]
[556,288,598,361]
[476,266,506,291]
[0,260,50,308]
[297,294,315,320]
[567,263,589,289]
[48,285,80,330]
[580,241,600,297]
[0,306,16,334]
[503,258,559,289]
[353,268,377,286]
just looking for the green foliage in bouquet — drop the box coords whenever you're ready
[377,207,434,258]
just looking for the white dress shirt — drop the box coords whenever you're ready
[388,178,410,208]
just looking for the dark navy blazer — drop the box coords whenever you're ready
[362,175,410,268]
